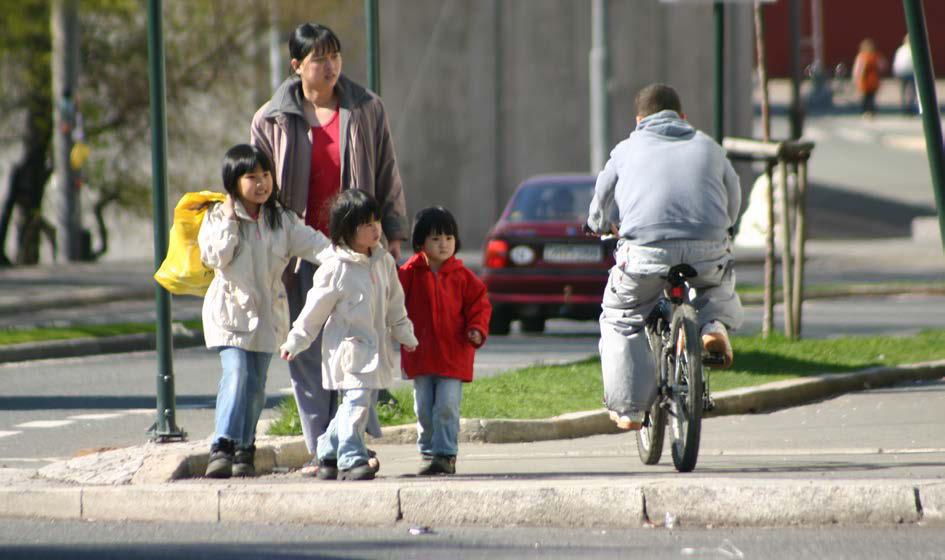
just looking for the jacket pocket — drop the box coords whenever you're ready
[211,280,259,333]
[339,336,379,374]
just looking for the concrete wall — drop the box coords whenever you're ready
[380,0,755,248]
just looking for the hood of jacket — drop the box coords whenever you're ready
[635,110,695,140]
[325,242,389,267]
[401,253,464,274]
[263,74,373,122]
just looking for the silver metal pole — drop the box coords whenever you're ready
[589,0,609,173]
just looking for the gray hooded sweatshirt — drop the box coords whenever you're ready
[587,110,740,244]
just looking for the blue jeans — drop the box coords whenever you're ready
[213,347,271,447]
[316,389,377,470]
[413,375,463,457]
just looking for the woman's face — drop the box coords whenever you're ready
[293,49,342,94]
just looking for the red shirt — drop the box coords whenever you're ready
[399,254,492,382]
[305,110,341,234]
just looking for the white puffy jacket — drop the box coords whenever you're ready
[198,200,330,352]
[280,243,418,390]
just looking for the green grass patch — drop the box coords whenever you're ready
[267,329,945,435]
[0,319,202,346]
[736,280,945,298]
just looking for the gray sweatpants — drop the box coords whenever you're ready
[286,260,382,455]
[598,239,743,417]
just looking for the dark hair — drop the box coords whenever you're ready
[289,23,342,63]
[411,206,461,254]
[328,189,380,248]
[635,83,682,118]
[221,144,285,231]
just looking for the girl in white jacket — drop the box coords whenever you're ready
[281,190,418,481]
[200,144,331,478]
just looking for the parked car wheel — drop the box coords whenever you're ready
[520,316,546,333]
[490,305,513,336]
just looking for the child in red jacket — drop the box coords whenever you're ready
[399,207,492,475]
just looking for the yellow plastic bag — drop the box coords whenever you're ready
[154,191,226,296]
[70,141,91,170]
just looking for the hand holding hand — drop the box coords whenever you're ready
[388,239,403,261]
[280,346,295,361]
[467,329,483,346]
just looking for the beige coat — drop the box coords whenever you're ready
[250,75,408,243]
[280,244,418,390]
[199,201,331,352]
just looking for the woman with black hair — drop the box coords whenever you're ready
[251,23,409,472]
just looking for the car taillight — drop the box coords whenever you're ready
[484,239,509,268]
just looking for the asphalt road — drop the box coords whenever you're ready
[0,520,942,559]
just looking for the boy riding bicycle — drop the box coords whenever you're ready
[586,83,744,431]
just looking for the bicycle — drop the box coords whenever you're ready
[634,264,724,473]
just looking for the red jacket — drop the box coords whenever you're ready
[399,253,492,382]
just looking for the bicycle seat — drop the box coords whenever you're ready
[666,264,698,286]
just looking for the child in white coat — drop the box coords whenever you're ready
[280,189,418,481]
[200,144,331,478]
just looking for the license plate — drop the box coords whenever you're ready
[543,244,602,263]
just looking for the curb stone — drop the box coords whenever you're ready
[0,329,204,363]
[1,479,940,528]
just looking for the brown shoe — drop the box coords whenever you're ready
[701,321,733,369]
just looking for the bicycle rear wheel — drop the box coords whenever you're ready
[636,325,667,465]
[668,304,703,472]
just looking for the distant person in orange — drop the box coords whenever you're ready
[852,39,886,117]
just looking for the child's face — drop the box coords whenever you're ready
[421,231,456,268]
[350,218,381,255]
[236,165,273,214]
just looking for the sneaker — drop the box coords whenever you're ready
[608,410,643,431]
[338,461,376,481]
[232,445,256,477]
[416,454,435,476]
[315,458,339,480]
[205,438,235,479]
[299,457,319,477]
[701,320,733,368]
[418,454,456,476]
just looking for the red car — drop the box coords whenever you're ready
[481,174,616,335]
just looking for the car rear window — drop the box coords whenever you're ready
[505,182,595,223]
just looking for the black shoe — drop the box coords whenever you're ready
[418,454,455,476]
[416,454,435,476]
[233,444,256,477]
[315,458,339,480]
[338,461,376,481]
[205,438,235,479]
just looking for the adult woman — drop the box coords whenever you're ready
[251,23,408,471]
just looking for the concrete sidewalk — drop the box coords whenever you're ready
[2,361,943,529]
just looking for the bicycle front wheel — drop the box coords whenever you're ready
[636,325,667,465]
[668,304,703,472]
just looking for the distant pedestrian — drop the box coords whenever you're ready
[251,23,409,474]
[200,144,331,479]
[280,190,418,481]
[852,38,886,117]
[398,207,492,476]
[893,35,917,115]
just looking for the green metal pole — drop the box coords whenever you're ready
[146,0,184,441]
[903,0,945,253]
[365,0,380,93]
[713,1,724,142]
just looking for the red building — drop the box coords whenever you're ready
[763,0,945,77]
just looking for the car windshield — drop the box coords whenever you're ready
[505,182,595,223]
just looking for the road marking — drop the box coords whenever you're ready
[68,413,124,421]
[123,409,157,416]
[15,420,74,429]
[0,431,21,439]
[881,134,925,152]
